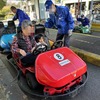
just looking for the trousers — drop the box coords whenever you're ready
[56,33,71,47]
[21,53,37,67]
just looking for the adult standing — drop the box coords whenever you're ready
[44,0,74,47]
[11,6,30,27]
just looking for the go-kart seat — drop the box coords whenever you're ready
[8,21,16,28]
[32,20,36,25]
[35,24,45,34]
[0,22,4,28]
[0,22,5,37]
[7,21,16,33]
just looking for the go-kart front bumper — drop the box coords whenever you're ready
[18,72,87,100]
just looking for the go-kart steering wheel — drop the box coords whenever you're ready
[51,40,63,50]
[33,44,47,55]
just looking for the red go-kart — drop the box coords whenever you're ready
[7,25,87,100]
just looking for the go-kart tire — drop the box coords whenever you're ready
[26,72,39,89]
[73,28,76,32]
[88,31,92,35]
[79,30,82,33]
[80,73,87,84]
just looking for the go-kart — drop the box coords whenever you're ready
[0,33,16,52]
[7,24,87,100]
[0,21,16,53]
[7,42,87,100]
[73,22,91,34]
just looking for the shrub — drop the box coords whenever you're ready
[1,6,11,15]
[0,6,11,20]
[4,14,14,20]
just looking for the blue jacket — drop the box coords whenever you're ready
[45,6,74,34]
[13,9,30,27]
[77,17,90,26]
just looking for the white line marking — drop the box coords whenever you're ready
[75,39,94,44]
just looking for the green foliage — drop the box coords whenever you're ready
[0,6,11,20]
[0,0,6,10]
[1,6,10,15]
[4,14,14,20]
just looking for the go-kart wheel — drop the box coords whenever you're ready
[88,31,92,34]
[26,72,39,89]
[79,30,82,33]
[73,28,76,32]
[51,40,63,50]
[80,73,87,84]
[33,44,47,55]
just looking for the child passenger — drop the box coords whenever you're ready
[35,34,47,45]
[31,34,47,52]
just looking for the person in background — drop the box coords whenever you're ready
[44,0,74,47]
[11,6,30,27]
[77,14,90,27]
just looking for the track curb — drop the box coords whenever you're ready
[71,46,100,67]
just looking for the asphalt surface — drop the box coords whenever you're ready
[70,33,100,55]
[91,32,100,36]
[47,29,100,55]
[0,53,28,100]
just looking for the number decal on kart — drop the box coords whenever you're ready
[54,53,71,66]
[54,53,64,61]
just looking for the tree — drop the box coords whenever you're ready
[0,0,6,10]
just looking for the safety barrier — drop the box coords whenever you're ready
[91,23,100,32]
